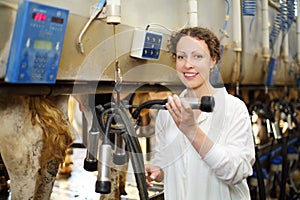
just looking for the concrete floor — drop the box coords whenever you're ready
[51,147,163,200]
[50,148,101,200]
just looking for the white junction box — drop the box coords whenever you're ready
[130,29,163,60]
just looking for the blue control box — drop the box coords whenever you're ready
[130,29,162,60]
[5,0,69,84]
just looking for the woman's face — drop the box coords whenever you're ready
[176,36,215,90]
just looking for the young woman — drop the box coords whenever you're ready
[145,27,255,199]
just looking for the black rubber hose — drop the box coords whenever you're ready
[279,103,292,200]
[279,135,288,200]
[116,107,149,200]
[254,146,266,200]
[123,132,149,200]
[99,107,115,132]
[132,99,167,119]
[104,113,116,143]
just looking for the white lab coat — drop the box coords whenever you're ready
[152,87,255,200]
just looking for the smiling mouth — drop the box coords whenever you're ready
[184,72,198,78]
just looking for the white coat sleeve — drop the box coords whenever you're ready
[203,98,255,185]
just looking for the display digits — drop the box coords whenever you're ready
[32,12,47,21]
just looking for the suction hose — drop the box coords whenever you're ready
[116,106,149,200]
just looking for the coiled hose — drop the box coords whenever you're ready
[242,0,256,33]
[269,0,295,49]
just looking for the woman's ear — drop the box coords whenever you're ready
[210,59,217,69]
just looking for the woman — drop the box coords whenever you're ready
[145,27,255,199]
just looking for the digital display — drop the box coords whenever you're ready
[32,12,47,21]
[33,40,52,50]
[51,17,64,24]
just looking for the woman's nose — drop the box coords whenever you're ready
[183,58,194,69]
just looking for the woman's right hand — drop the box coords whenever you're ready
[144,164,164,187]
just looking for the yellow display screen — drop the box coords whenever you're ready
[33,40,52,50]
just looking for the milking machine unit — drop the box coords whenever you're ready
[82,88,215,199]
[83,107,101,172]
[249,98,300,200]
[268,98,300,200]
[82,63,215,198]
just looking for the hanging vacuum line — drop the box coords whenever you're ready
[104,0,122,103]
[113,25,123,105]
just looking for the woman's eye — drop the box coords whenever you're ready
[194,54,203,59]
[177,55,185,60]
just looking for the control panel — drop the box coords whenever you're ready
[5,0,69,84]
[130,29,162,60]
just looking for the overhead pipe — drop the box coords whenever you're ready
[233,0,242,51]
[231,0,242,85]
[297,1,300,65]
[187,0,198,27]
[106,0,121,25]
[262,0,270,59]
[262,0,271,80]
[283,33,289,63]
[281,0,289,64]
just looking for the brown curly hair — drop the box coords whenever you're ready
[167,27,221,63]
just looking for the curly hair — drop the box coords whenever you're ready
[167,27,221,63]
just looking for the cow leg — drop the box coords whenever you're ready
[34,158,61,199]
[0,96,73,200]
[0,96,42,199]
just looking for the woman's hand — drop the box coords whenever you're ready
[145,164,164,187]
[165,94,200,138]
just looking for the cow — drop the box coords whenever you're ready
[0,95,74,200]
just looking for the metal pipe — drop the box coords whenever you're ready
[76,0,106,54]
[106,0,121,25]
[297,1,300,65]
[231,51,241,83]
[232,0,242,51]
[231,0,242,85]
[262,0,270,59]
[283,33,289,63]
[187,0,198,27]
